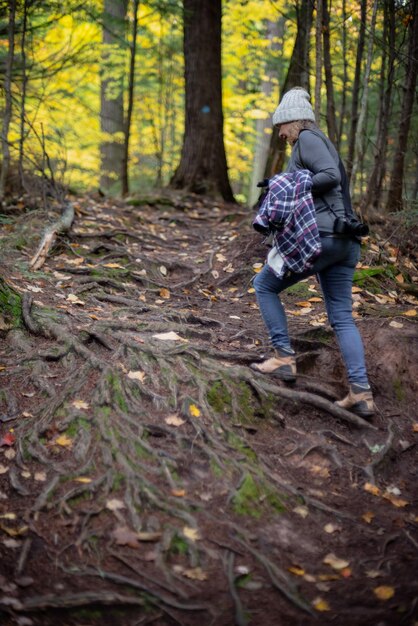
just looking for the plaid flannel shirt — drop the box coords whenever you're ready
[253,170,321,277]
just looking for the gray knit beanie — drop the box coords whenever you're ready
[272,87,315,126]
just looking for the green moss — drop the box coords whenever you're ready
[207,380,232,414]
[393,377,405,401]
[227,431,257,462]
[286,281,311,297]
[232,473,262,517]
[0,278,22,328]
[112,472,125,490]
[232,472,286,518]
[210,458,224,478]
[65,417,91,438]
[107,372,128,412]
[170,533,189,555]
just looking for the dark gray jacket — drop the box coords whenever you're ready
[286,129,345,234]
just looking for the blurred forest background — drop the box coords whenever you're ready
[0,0,417,212]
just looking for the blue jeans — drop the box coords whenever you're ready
[253,237,369,385]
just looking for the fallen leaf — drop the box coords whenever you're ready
[34,472,47,482]
[74,477,92,484]
[4,449,15,460]
[106,498,126,511]
[52,434,72,449]
[312,597,330,612]
[127,370,146,382]
[183,567,207,581]
[0,513,16,520]
[0,433,16,447]
[189,404,201,418]
[374,585,395,600]
[403,309,417,317]
[21,471,31,479]
[0,525,28,537]
[171,489,186,497]
[308,296,322,302]
[136,531,161,542]
[364,482,381,496]
[102,262,123,269]
[288,566,305,576]
[382,493,408,508]
[2,538,20,548]
[182,526,200,542]
[216,253,227,262]
[66,294,85,305]
[395,274,404,283]
[72,400,89,410]
[366,569,381,578]
[362,511,375,524]
[165,414,186,427]
[152,331,186,341]
[389,320,403,329]
[340,567,352,578]
[323,523,340,534]
[159,288,170,299]
[323,553,350,571]
[296,301,312,307]
[293,505,309,518]
[159,265,168,276]
[252,262,263,273]
[0,465,9,475]
[412,423,418,433]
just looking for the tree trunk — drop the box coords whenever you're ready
[121,0,139,197]
[360,0,396,215]
[349,0,379,198]
[100,0,128,194]
[323,0,338,147]
[386,0,418,211]
[346,0,367,180]
[314,0,323,120]
[248,19,281,207]
[263,0,314,178]
[337,0,348,146]
[170,0,234,202]
[18,0,29,193]
[0,0,17,201]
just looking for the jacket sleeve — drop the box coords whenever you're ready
[297,131,340,195]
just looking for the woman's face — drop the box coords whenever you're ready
[277,121,301,145]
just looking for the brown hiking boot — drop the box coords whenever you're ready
[335,384,375,418]
[250,349,296,382]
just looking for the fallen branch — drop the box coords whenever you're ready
[29,201,75,270]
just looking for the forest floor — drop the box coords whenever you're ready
[0,191,417,626]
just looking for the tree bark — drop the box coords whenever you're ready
[386,0,418,211]
[346,0,367,180]
[121,0,139,197]
[0,0,17,201]
[263,0,314,178]
[360,0,396,215]
[314,0,323,120]
[323,0,338,147]
[170,0,234,202]
[349,0,379,198]
[100,0,128,194]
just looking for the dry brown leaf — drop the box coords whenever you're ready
[106,498,126,511]
[111,526,140,548]
[382,492,408,508]
[288,565,305,576]
[293,505,309,518]
[362,511,375,524]
[323,553,350,571]
[171,489,186,497]
[152,331,186,341]
[72,399,89,410]
[66,294,85,305]
[183,567,207,581]
[389,320,403,329]
[165,414,186,427]
[159,288,170,299]
[102,262,123,269]
[312,597,330,612]
[182,526,200,542]
[364,482,381,496]
[323,523,340,534]
[127,370,146,382]
[403,309,417,317]
[55,435,73,448]
[296,301,312,307]
[373,585,395,600]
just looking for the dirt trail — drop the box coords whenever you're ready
[0,194,417,626]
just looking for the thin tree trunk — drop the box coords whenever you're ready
[337,0,348,146]
[346,0,367,180]
[323,0,338,147]
[264,0,314,178]
[100,0,128,194]
[314,0,323,120]
[350,0,379,198]
[386,0,418,211]
[360,0,396,215]
[18,0,29,192]
[0,0,17,201]
[248,19,281,206]
[121,0,139,196]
